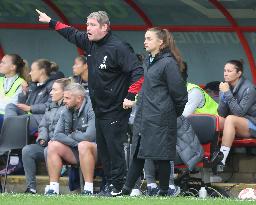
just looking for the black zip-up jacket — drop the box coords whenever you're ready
[49,20,144,119]
[18,72,61,124]
[132,51,187,160]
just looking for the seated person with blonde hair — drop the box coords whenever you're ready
[22,78,70,194]
[45,83,96,195]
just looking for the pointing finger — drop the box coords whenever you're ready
[36,9,43,15]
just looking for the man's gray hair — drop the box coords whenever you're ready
[87,11,110,26]
[64,83,86,97]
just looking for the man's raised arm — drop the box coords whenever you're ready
[35,9,88,50]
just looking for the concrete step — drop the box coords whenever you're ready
[1,175,102,194]
[1,175,256,198]
[211,182,256,198]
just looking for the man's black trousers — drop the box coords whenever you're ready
[95,115,129,190]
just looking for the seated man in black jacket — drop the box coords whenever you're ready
[45,83,96,195]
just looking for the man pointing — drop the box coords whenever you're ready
[36,9,144,196]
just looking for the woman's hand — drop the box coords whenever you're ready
[39,139,45,145]
[38,139,46,147]
[21,81,29,94]
[16,103,31,112]
[219,82,230,92]
[36,9,51,23]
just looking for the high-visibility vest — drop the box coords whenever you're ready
[187,83,218,115]
[0,76,24,114]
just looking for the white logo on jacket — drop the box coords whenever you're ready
[99,56,108,69]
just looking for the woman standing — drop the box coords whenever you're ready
[211,60,256,168]
[120,28,187,196]
[0,54,29,130]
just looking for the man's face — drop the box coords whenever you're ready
[86,18,108,41]
[63,91,77,109]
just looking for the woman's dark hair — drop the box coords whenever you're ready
[136,54,144,63]
[75,55,87,64]
[146,27,184,72]
[34,59,58,77]
[7,54,30,82]
[181,61,188,81]
[226,59,244,73]
[50,61,59,72]
[54,78,71,90]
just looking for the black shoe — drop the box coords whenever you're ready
[109,184,123,197]
[210,151,224,167]
[97,183,114,197]
[167,185,181,196]
[24,188,36,194]
[111,186,131,197]
[81,190,93,195]
[97,184,122,197]
[147,186,159,196]
[157,189,168,197]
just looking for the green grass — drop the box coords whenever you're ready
[0,194,255,205]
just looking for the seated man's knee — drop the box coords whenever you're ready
[78,141,90,152]
[48,141,63,153]
[78,141,95,154]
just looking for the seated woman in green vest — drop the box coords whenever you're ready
[0,54,29,130]
[182,62,218,117]
[184,83,218,116]
[182,62,218,143]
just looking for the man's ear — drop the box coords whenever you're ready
[77,95,82,102]
[101,23,108,32]
[238,71,242,78]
